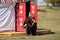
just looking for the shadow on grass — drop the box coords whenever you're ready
[36,28,55,36]
[28,28,55,36]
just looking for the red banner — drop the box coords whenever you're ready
[17,16,25,27]
[17,17,25,32]
[30,2,37,22]
[18,3,26,17]
[17,3,26,32]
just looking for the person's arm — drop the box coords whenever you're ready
[23,18,28,28]
[32,19,36,23]
[23,24,27,28]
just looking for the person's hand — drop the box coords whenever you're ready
[32,19,36,23]
[23,24,27,28]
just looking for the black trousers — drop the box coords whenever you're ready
[26,23,37,35]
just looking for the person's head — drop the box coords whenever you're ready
[28,12,33,19]
[28,12,32,17]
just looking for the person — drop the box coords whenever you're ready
[23,13,37,35]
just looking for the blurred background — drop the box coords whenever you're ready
[0,0,60,40]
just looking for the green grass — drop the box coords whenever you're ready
[0,7,60,40]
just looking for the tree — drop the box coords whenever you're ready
[46,0,60,6]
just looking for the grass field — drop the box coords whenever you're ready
[0,7,60,40]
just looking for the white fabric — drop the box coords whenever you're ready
[37,0,52,6]
[0,3,15,31]
[37,0,47,6]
